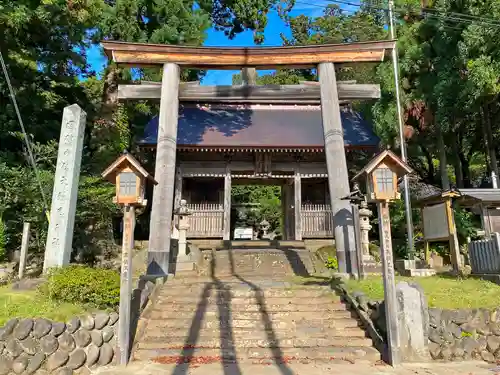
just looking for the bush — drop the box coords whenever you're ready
[325,256,338,270]
[41,265,120,309]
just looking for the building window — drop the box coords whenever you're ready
[119,172,136,196]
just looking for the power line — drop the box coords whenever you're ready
[0,49,50,221]
[294,0,500,28]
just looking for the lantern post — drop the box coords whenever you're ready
[353,149,413,367]
[102,151,157,365]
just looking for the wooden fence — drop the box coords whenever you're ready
[468,232,500,274]
[186,203,224,238]
[300,203,334,238]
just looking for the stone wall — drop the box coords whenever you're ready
[0,313,118,375]
[428,308,500,363]
[337,279,500,364]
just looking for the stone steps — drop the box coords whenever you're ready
[158,288,332,298]
[134,248,380,365]
[142,327,368,339]
[155,295,341,304]
[148,309,354,320]
[133,346,381,362]
[137,336,373,349]
[145,316,362,330]
[161,303,346,313]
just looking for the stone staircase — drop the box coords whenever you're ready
[133,249,380,365]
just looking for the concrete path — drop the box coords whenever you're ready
[92,361,499,375]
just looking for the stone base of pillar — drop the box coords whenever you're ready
[395,259,437,277]
[172,255,195,273]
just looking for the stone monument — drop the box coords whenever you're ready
[396,281,430,362]
[44,104,86,271]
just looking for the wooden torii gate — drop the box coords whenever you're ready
[102,40,395,277]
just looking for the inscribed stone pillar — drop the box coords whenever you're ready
[147,63,180,277]
[318,62,356,275]
[396,282,430,362]
[43,104,86,271]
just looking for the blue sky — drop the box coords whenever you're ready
[86,1,340,85]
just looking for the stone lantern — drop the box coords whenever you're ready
[358,200,373,262]
[259,219,270,238]
[173,199,194,271]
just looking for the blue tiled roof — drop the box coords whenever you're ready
[138,104,379,148]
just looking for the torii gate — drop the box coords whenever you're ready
[102,40,395,277]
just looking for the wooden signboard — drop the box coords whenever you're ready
[422,203,449,241]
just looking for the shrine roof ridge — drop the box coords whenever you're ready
[102,40,396,68]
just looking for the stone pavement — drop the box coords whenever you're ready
[92,361,499,375]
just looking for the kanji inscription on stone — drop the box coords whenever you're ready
[44,104,86,271]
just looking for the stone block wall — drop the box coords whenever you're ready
[0,312,118,374]
[428,308,500,362]
[341,285,500,364]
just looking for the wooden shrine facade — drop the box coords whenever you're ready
[138,103,379,240]
[102,40,395,277]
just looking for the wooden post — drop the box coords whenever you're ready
[18,222,30,279]
[119,205,135,365]
[445,198,462,271]
[377,200,401,366]
[147,63,180,277]
[318,62,356,275]
[294,167,302,241]
[223,163,232,241]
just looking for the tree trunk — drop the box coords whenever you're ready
[458,151,472,188]
[451,133,464,188]
[436,126,450,190]
[420,144,435,184]
[482,104,499,186]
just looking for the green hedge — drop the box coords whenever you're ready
[41,265,120,309]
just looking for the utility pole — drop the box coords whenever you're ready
[388,0,415,258]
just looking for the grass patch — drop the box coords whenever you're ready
[0,285,87,326]
[345,275,500,309]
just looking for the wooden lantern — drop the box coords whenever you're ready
[102,151,157,206]
[353,149,412,202]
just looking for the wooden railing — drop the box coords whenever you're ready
[187,203,224,238]
[301,203,334,238]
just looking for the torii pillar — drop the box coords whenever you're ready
[319,62,357,276]
[147,63,180,277]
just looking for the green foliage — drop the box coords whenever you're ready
[325,256,339,271]
[368,243,381,263]
[0,217,6,261]
[454,206,480,243]
[232,185,282,233]
[42,265,120,310]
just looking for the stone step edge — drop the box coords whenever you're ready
[142,329,368,339]
[137,338,373,349]
[144,318,362,327]
[133,346,381,361]
[156,295,341,306]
